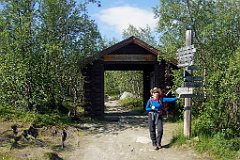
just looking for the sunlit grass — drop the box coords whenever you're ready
[170,121,240,160]
[0,104,78,127]
[118,97,145,113]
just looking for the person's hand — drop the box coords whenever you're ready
[151,106,155,110]
[178,94,181,99]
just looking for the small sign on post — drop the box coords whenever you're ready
[176,87,193,98]
[176,44,196,67]
[184,76,204,82]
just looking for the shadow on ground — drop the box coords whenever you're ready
[76,109,148,135]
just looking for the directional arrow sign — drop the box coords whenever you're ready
[177,53,195,62]
[177,63,192,68]
[177,45,196,55]
[176,87,193,98]
[185,82,204,88]
[184,76,204,82]
[186,65,198,70]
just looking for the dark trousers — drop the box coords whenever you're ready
[148,112,163,146]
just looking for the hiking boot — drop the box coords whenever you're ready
[152,144,158,150]
[157,144,162,149]
[154,146,159,150]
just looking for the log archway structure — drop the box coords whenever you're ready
[81,36,177,117]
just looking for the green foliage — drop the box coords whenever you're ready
[0,104,72,127]
[195,48,240,136]
[118,98,144,113]
[0,153,16,160]
[122,25,157,46]
[192,114,215,136]
[0,0,102,113]
[170,124,188,146]
[173,124,240,160]
[194,134,240,160]
[104,71,143,97]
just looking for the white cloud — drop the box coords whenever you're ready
[95,5,158,34]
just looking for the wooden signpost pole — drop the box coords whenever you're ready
[184,30,193,138]
[176,29,203,138]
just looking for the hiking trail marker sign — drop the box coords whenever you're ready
[176,44,196,68]
[176,87,193,98]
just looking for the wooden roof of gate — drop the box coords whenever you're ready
[97,36,178,68]
[98,36,159,62]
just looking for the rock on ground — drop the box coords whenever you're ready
[120,92,135,100]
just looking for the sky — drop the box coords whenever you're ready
[86,0,160,41]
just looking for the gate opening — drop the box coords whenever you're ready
[104,70,144,115]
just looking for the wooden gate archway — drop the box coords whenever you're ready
[81,36,177,117]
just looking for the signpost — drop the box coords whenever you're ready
[176,29,202,138]
[176,29,204,138]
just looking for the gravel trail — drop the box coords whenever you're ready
[68,100,212,160]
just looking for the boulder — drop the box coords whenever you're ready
[120,92,134,100]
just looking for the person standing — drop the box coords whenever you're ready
[145,87,179,150]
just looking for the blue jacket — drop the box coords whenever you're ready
[145,97,178,112]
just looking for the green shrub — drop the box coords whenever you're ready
[172,119,240,160]
[0,104,72,127]
[170,123,187,146]
[0,153,16,160]
[192,115,215,136]
[194,133,240,160]
[118,98,144,113]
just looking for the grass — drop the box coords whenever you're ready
[170,122,188,145]
[170,122,240,160]
[0,104,78,127]
[0,152,17,160]
[118,97,145,113]
[193,134,240,160]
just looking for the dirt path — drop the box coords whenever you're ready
[67,100,211,160]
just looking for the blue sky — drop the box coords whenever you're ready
[86,0,160,41]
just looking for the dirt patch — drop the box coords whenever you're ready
[0,122,82,160]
